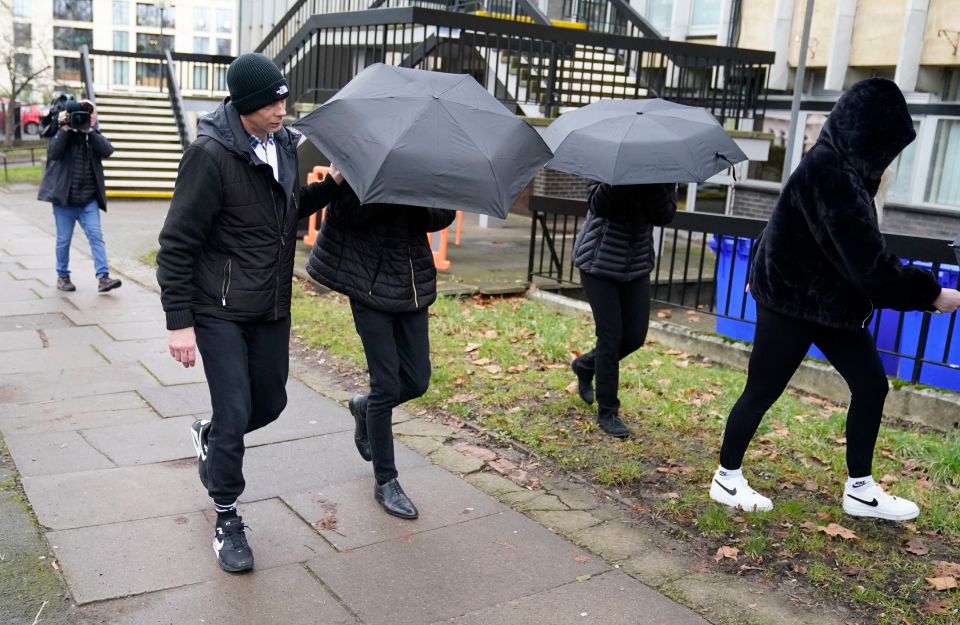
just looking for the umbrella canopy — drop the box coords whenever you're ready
[542,98,747,185]
[294,64,553,218]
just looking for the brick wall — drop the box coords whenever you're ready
[730,183,778,220]
[532,169,590,200]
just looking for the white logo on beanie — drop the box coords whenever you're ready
[276,84,288,96]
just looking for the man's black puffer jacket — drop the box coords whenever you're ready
[156,99,340,330]
[572,182,677,282]
[749,78,941,331]
[306,183,456,313]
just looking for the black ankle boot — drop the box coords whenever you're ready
[374,478,418,519]
[571,359,595,405]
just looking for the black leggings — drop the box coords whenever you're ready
[719,306,889,478]
[576,271,651,419]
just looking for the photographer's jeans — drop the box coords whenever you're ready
[53,201,109,278]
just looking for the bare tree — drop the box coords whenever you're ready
[1,0,51,146]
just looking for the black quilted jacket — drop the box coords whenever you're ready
[306,183,456,313]
[572,182,677,281]
[749,78,941,331]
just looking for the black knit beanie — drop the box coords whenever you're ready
[227,53,289,115]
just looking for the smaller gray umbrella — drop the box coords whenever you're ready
[542,98,747,185]
[294,64,553,218]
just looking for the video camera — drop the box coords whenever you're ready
[38,94,94,137]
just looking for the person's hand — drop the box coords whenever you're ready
[329,164,343,185]
[933,288,960,313]
[58,110,67,126]
[80,100,97,132]
[169,327,198,368]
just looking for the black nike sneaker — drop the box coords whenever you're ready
[190,419,211,489]
[213,515,254,572]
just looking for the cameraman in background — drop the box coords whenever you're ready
[38,99,122,292]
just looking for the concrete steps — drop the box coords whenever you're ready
[96,91,183,198]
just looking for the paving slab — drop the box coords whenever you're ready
[137,383,211,417]
[0,391,149,422]
[13,254,57,270]
[77,564,355,625]
[0,283,40,302]
[1,407,161,436]
[307,511,609,625]
[62,306,165,327]
[282,463,506,551]
[0,329,43,351]
[138,354,209,385]
[4,268,55,286]
[0,298,71,317]
[0,312,71,332]
[0,344,108,375]
[431,571,709,625]
[80,416,197,466]
[98,320,168,341]
[4,430,116,477]
[48,498,336,605]
[90,337,169,363]
[0,364,158,404]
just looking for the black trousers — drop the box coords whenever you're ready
[719,306,888,478]
[576,271,651,419]
[350,300,431,485]
[195,314,290,506]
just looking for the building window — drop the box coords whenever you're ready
[54,56,83,81]
[136,33,174,53]
[113,59,129,85]
[113,0,129,25]
[12,0,31,18]
[646,0,673,35]
[113,30,129,52]
[53,0,93,21]
[214,66,228,91]
[216,8,233,34]
[887,122,920,203]
[690,0,722,32]
[216,38,231,56]
[136,3,159,27]
[194,7,210,31]
[136,61,163,87]
[54,27,94,51]
[161,7,176,28]
[14,23,31,48]
[193,37,209,54]
[14,53,31,76]
[926,119,960,207]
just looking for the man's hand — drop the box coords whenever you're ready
[329,164,343,185]
[933,288,960,313]
[169,327,198,368]
[58,110,68,126]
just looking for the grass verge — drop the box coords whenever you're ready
[291,283,960,625]
[1,164,43,185]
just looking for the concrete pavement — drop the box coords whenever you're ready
[0,198,712,624]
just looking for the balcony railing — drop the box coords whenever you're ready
[85,49,232,98]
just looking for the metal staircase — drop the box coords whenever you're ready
[96,92,182,198]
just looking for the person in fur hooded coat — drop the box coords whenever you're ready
[709,78,960,521]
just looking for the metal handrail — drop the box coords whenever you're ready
[164,49,194,148]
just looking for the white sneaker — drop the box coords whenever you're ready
[842,481,919,521]
[709,469,773,512]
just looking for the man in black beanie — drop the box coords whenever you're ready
[157,52,342,573]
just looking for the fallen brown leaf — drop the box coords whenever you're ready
[920,599,953,616]
[925,576,958,591]
[934,561,960,578]
[714,546,739,562]
[451,393,478,403]
[656,309,672,319]
[799,521,818,532]
[484,365,502,374]
[483,330,499,339]
[314,511,338,531]
[904,539,930,556]
[464,343,481,353]
[472,357,493,366]
[565,380,580,395]
[818,523,858,540]
[173,516,189,525]
[574,555,591,563]
[506,364,529,373]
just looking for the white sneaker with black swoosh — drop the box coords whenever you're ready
[709,469,773,512]
[842,480,919,521]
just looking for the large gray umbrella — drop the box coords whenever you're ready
[542,98,747,185]
[294,64,553,218]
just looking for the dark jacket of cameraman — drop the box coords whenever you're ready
[38,126,113,210]
[306,183,456,313]
[156,100,341,331]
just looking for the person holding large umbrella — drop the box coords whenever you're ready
[297,64,551,518]
[543,98,746,438]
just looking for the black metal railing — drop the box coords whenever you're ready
[164,50,193,148]
[561,0,662,38]
[275,8,771,120]
[80,46,96,102]
[86,49,231,97]
[529,195,960,389]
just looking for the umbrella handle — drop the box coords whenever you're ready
[716,152,738,182]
